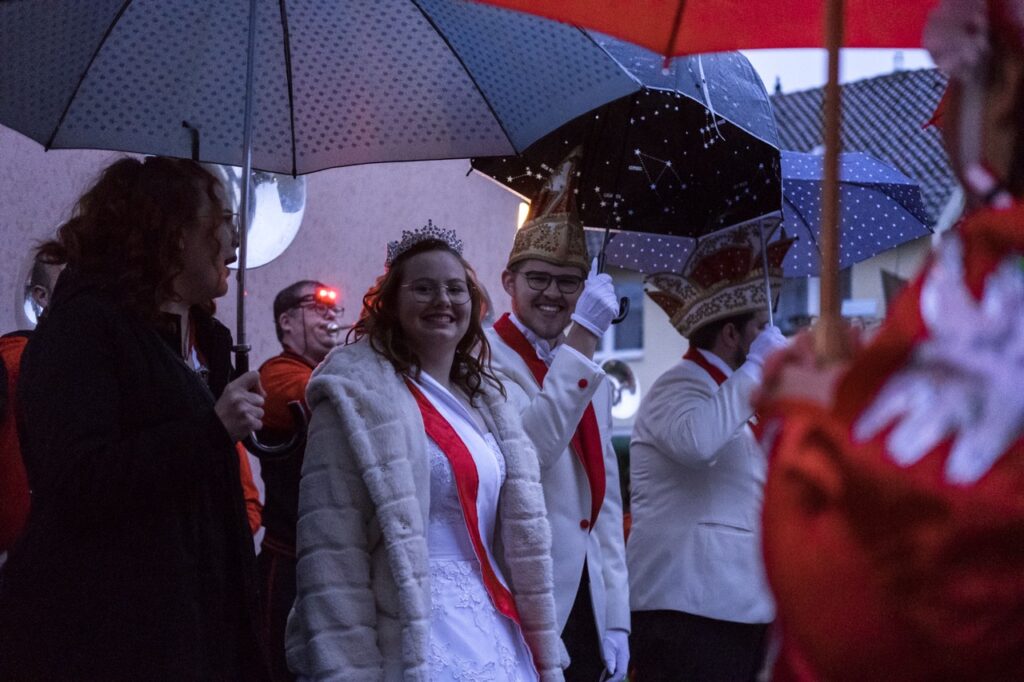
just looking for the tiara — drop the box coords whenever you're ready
[385,220,464,267]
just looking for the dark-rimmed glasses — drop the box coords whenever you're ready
[401,279,472,305]
[289,294,343,318]
[519,271,583,294]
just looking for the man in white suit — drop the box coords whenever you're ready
[627,228,791,681]
[487,147,630,682]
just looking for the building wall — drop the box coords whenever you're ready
[1,125,520,366]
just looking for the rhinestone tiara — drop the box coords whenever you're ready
[385,220,464,267]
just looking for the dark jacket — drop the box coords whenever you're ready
[0,272,267,681]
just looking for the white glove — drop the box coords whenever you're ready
[601,628,630,682]
[571,259,619,338]
[743,325,788,379]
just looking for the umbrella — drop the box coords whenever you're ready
[470,0,937,358]
[604,151,932,277]
[0,0,639,452]
[471,40,782,237]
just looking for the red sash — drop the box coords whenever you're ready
[493,313,606,529]
[683,346,762,438]
[405,379,521,625]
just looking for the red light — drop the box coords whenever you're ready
[315,287,339,304]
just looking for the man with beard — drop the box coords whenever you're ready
[486,147,631,681]
[256,280,342,681]
[627,228,790,681]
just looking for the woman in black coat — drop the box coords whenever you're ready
[0,157,268,681]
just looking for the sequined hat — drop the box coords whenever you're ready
[645,224,794,338]
[507,146,589,273]
[385,219,464,268]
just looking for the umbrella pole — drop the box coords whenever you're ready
[815,0,847,361]
[234,0,259,374]
[757,218,774,327]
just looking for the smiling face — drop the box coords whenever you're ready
[175,183,238,306]
[501,258,585,343]
[397,249,472,360]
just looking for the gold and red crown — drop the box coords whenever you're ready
[646,225,794,338]
[507,146,589,273]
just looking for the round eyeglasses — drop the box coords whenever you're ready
[401,279,472,305]
[519,271,584,294]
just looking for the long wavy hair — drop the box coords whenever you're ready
[36,156,225,322]
[348,240,504,405]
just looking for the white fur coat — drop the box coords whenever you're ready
[285,339,566,681]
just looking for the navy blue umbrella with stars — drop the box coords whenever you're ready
[604,150,931,277]
[471,37,782,238]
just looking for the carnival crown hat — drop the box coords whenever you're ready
[507,146,589,273]
[645,224,794,338]
[385,219,464,268]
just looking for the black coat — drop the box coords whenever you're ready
[0,272,267,681]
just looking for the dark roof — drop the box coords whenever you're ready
[771,68,959,224]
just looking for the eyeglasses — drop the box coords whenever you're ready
[401,279,472,305]
[518,271,583,294]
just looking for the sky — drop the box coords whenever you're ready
[741,48,935,94]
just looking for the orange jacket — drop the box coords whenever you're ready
[0,334,30,551]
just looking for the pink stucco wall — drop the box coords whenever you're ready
[1,124,519,366]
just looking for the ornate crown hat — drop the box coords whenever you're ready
[645,224,795,338]
[385,219,464,268]
[507,146,589,273]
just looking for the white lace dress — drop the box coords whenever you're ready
[418,377,538,682]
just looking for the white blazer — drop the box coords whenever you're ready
[627,351,775,624]
[487,327,631,650]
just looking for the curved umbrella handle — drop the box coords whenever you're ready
[612,296,630,324]
[243,400,308,461]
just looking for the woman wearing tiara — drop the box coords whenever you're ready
[285,223,566,680]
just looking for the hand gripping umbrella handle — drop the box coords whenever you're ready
[597,235,630,325]
[234,345,309,461]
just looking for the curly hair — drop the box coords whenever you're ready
[36,156,225,322]
[348,240,505,405]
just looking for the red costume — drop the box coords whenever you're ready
[0,334,30,552]
[761,202,1024,681]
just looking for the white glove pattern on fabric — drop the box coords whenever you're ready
[745,325,788,370]
[571,258,619,338]
[854,236,1024,484]
[601,628,630,682]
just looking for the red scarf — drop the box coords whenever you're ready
[683,346,762,438]
[493,313,606,529]
[405,379,521,625]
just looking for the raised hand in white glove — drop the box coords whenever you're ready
[570,258,619,339]
[601,628,630,682]
[742,325,788,380]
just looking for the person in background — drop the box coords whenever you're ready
[0,253,63,560]
[0,156,269,680]
[758,1,1024,680]
[286,223,565,680]
[257,279,342,681]
[487,147,630,681]
[627,228,790,682]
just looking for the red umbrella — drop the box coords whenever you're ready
[475,1,931,56]
[474,0,938,359]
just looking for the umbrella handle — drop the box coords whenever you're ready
[234,344,309,460]
[243,401,309,462]
[612,296,630,324]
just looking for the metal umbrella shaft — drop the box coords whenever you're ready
[235,0,306,458]
[757,218,774,327]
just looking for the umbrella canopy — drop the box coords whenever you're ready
[604,150,931,276]
[473,0,933,56]
[472,40,782,237]
[0,0,640,175]
[471,0,937,358]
